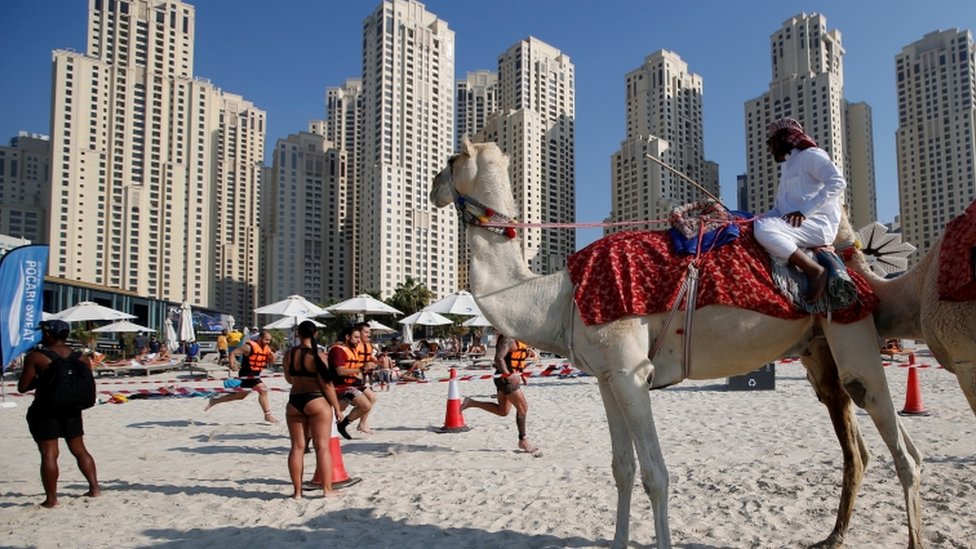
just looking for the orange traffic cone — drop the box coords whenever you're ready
[435,368,470,433]
[310,421,362,488]
[898,365,930,417]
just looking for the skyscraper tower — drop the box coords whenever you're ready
[358,0,456,298]
[456,70,499,147]
[0,133,50,243]
[482,37,575,275]
[609,50,716,234]
[895,29,976,261]
[744,13,875,229]
[325,78,364,294]
[48,0,264,321]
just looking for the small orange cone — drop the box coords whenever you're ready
[898,364,930,417]
[435,368,470,433]
[310,420,362,488]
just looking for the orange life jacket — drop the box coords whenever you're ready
[354,341,373,369]
[243,340,273,372]
[330,343,360,385]
[505,340,530,372]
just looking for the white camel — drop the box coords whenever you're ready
[835,214,976,416]
[431,138,924,549]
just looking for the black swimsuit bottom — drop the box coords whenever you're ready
[288,392,324,413]
[288,346,329,414]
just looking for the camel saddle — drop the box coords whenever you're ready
[938,200,976,301]
[568,222,878,326]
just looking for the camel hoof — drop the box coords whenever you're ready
[807,533,844,549]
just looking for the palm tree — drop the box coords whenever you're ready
[387,276,432,317]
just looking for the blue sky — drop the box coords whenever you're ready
[2,1,974,248]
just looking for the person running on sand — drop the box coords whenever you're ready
[204,330,279,423]
[461,333,540,455]
[283,320,343,498]
[18,320,101,508]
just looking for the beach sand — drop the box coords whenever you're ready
[1,355,973,548]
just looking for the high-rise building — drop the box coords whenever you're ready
[895,29,976,261]
[609,50,717,234]
[212,94,265,324]
[358,0,456,298]
[262,130,351,308]
[744,13,876,227]
[0,132,50,243]
[456,70,499,147]
[845,102,878,228]
[47,0,264,323]
[486,37,576,275]
[325,78,363,293]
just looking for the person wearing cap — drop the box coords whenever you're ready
[17,320,101,508]
[754,117,847,302]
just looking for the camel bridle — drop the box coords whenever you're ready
[446,154,518,240]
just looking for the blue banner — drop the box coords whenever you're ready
[0,244,49,372]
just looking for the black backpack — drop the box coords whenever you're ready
[37,348,97,411]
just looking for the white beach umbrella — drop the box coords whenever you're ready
[91,320,153,333]
[397,310,453,326]
[366,319,397,334]
[461,314,493,327]
[255,294,330,318]
[164,318,179,352]
[423,290,482,316]
[178,301,195,342]
[327,294,402,317]
[53,301,135,322]
[263,316,326,330]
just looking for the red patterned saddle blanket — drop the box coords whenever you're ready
[937,200,976,301]
[567,222,878,326]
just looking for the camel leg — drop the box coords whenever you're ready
[801,339,870,549]
[823,320,925,549]
[604,364,671,549]
[597,379,637,549]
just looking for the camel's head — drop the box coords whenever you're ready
[430,136,514,214]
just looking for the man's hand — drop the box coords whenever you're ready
[783,211,805,227]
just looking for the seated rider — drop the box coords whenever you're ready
[754,117,847,303]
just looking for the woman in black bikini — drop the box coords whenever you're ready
[283,320,342,498]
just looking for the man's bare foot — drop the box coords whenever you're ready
[264,411,279,424]
[518,438,541,456]
[40,498,58,508]
[460,397,472,411]
[807,267,829,302]
[357,426,374,435]
[290,492,302,500]
[84,488,101,498]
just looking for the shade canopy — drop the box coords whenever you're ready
[423,290,482,316]
[164,318,179,352]
[366,320,397,334]
[461,314,493,327]
[397,310,452,326]
[91,320,153,333]
[178,302,195,342]
[255,294,330,318]
[327,294,402,316]
[53,301,136,322]
[264,316,326,330]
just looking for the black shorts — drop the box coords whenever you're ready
[493,375,522,395]
[26,405,84,442]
